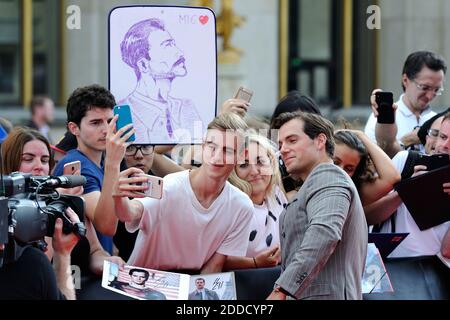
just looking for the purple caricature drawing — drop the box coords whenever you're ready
[119,18,204,144]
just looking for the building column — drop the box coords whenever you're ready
[21,0,33,107]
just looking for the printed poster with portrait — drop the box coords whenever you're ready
[102,261,191,300]
[102,261,237,300]
[188,272,236,300]
[109,5,217,145]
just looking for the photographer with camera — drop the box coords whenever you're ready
[0,127,83,299]
[366,51,447,158]
[0,207,81,300]
[0,126,123,298]
[2,126,57,260]
[2,128,124,298]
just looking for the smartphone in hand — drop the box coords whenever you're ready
[234,86,253,103]
[375,91,395,124]
[144,175,163,199]
[113,105,136,142]
[133,174,163,199]
[63,160,81,175]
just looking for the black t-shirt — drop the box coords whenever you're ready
[113,221,138,262]
[112,164,149,261]
[70,236,91,277]
[0,246,65,300]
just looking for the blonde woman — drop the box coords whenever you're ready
[225,134,287,270]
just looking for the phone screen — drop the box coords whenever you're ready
[114,105,136,142]
[375,92,394,124]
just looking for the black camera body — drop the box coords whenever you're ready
[0,172,86,265]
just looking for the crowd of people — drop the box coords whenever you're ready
[0,50,449,300]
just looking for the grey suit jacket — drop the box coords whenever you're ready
[188,288,220,300]
[276,163,367,300]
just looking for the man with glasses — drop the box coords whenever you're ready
[369,112,450,260]
[417,107,450,155]
[125,145,155,174]
[365,51,447,157]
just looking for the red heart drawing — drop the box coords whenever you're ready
[199,15,209,25]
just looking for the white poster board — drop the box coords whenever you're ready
[109,6,217,144]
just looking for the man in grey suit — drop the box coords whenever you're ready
[268,112,367,300]
[188,278,220,300]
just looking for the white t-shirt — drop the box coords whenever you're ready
[126,170,254,270]
[380,150,449,257]
[246,188,287,258]
[364,94,436,153]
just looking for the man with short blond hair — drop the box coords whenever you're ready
[111,113,253,273]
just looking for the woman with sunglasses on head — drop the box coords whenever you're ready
[224,133,287,270]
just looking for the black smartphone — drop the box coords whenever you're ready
[278,156,302,193]
[278,156,289,178]
[415,153,450,171]
[375,91,395,124]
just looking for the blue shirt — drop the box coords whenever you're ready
[53,149,113,254]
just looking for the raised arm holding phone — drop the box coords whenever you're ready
[365,51,447,158]
[109,113,254,273]
[371,88,402,158]
[220,86,253,117]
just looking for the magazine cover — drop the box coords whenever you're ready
[102,261,191,300]
[188,273,236,300]
[102,261,236,300]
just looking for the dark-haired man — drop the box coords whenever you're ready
[26,95,55,142]
[111,268,166,300]
[53,84,131,250]
[188,277,219,300]
[368,112,450,258]
[268,112,367,300]
[366,51,447,156]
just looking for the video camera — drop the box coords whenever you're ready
[0,172,87,266]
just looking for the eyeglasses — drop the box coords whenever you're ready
[427,128,440,138]
[412,80,444,96]
[125,145,154,156]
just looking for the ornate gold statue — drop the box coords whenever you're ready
[189,0,214,8]
[191,0,245,64]
[216,0,245,64]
